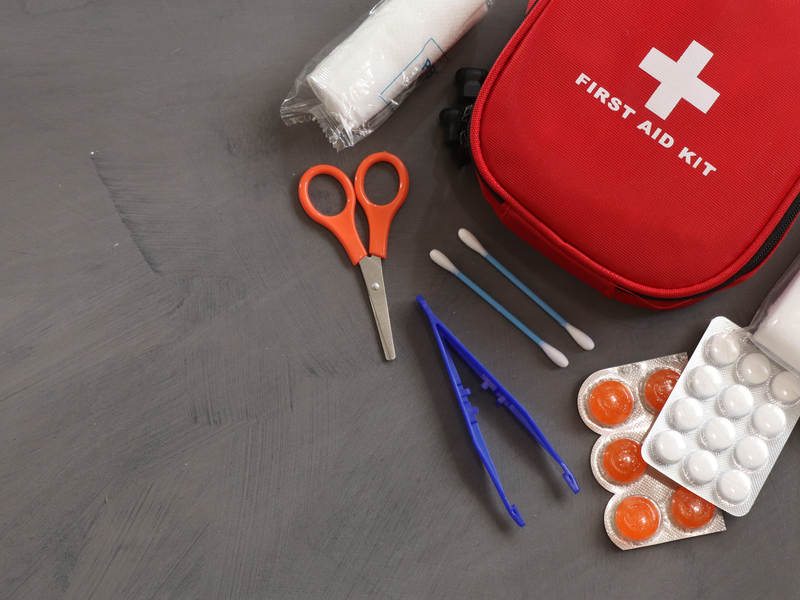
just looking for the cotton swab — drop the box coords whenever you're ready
[429,249,569,368]
[458,229,595,351]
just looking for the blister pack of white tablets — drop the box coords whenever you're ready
[641,317,800,517]
[578,354,726,550]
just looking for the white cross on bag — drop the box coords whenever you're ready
[639,40,720,120]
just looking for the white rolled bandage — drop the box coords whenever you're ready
[752,269,800,374]
[308,0,489,134]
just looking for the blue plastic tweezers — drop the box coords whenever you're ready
[418,295,579,527]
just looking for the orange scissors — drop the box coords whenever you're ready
[298,152,409,361]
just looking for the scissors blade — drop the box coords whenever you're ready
[358,255,395,361]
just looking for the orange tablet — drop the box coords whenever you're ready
[615,496,660,541]
[603,438,646,483]
[589,380,634,425]
[671,487,716,529]
[644,369,680,413]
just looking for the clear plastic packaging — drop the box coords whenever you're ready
[280,0,491,150]
[578,354,726,550]
[641,317,800,516]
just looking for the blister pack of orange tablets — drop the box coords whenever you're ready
[578,354,727,550]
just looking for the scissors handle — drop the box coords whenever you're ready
[353,152,409,259]
[298,164,367,266]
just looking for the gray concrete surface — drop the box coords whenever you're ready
[2,1,799,598]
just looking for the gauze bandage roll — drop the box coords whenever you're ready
[752,268,800,374]
[307,0,489,141]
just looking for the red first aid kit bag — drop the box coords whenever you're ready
[470,0,800,309]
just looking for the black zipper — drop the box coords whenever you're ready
[479,167,800,303]
[619,191,800,303]
[475,170,504,204]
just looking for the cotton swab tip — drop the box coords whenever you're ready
[458,229,489,257]
[541,342,569,368]
[565,323,595,350]
[429,249,459,275]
